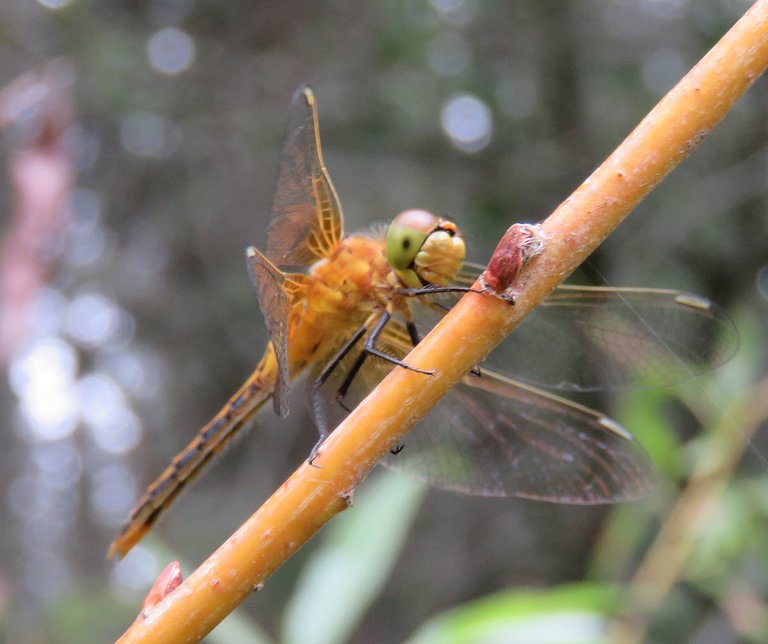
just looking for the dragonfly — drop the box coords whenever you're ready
[108,86,738,559]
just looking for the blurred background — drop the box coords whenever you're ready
[1,0,767,642]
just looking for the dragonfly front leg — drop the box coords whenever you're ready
[397,285,483,298]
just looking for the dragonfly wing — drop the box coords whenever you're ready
[412,267,738,392]
[246,247,290,416]
[312,319,654,502]
[266,85,343,266]
[382,372,655,502]
[494,285,738,392]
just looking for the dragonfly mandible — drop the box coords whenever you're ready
[109,86,738,559]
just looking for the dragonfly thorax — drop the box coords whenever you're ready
[385,209,466,288]
[285,235,395,375]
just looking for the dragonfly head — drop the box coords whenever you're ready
[385,209,466,288]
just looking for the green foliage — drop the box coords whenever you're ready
[404,584,620,644]
[282,471,427,644]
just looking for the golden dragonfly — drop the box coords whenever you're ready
[109,86,737,559]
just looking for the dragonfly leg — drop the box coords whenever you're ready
[397,285,483,297]
[363,310,435,374]
[333,312,413,414]
[337,311,435,451]
[310,311,435,464]
[406,320,421,346]
[335,349,367,413]
[336,310,435,406]
[373,321,426,456]
[344,312,435,457]
[308,322,369,464]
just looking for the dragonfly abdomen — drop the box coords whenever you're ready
[108,345,281,559]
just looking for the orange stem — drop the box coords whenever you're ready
[118,2,768,641]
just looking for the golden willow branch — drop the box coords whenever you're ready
[118,2,768,641]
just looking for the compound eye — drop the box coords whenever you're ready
[385,209,439,270]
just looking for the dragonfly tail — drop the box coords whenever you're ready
[108,345,280,559]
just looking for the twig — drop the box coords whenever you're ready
[117,2,768,641]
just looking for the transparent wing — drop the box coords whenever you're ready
[417,266,738,392]
[512,285,738,391]
[265,85,343,266]
[245,247,290,416]
[388,373,655,502]
[314,320,655,502]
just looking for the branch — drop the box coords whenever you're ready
[118,3,768,641]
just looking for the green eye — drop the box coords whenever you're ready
[385,223,428,270]
[385,210,442,288]
[385,209,464,288]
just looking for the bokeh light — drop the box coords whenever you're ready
[440,94,492,153]
[10,336,79,442]
[64,188,108,266]
[429,0,478,26]
[146,27,196,75]
[64,292,122,348]
[35,0,73,9]
[32,441,83,491]
[79,373,142,455]
[757,265,768,301]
